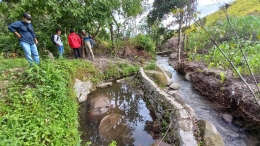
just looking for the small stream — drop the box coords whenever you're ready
[156,55,258,146]
[79,83,156,146]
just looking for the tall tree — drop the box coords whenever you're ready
[147,0,197,60]
[0,0,143,53]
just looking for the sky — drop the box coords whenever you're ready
[197,0,234,17]
[157,0,234,28]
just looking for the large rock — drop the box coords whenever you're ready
[90,94,111,116]
[145,70,170,86]
[74,78,93,103]
[185,72,191,81]
[99,113,126,141]
[160,65,172,79]
[197,119,224,146]
[222,114,233,123]
[155,63,172,85]
[169,83,180,90]
[165,71,172,79]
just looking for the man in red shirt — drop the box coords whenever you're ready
[68,29,82,59]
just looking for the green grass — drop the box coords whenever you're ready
[103,62,140,80]
[0,59,99,145]
[206,0,260,25]
[0,58,28,72]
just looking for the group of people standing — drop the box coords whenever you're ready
[8,12,95,66]
[66,29,94,60]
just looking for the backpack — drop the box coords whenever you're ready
[90,38,95,47]
[51,34,59,45]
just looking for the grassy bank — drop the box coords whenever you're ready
[0,58,140,145]
[0,59,92,145]
[187,15,260,76]
[206,0,260,25]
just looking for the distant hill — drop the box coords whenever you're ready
[205,0,260,25]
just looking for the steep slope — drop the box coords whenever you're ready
[206,0,260,25]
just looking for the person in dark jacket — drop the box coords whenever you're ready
[68,29,82,59]
[8,12,40,65]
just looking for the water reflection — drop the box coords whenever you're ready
[79,83,155,146]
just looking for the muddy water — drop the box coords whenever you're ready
[156,56,259,146]
[79,83,156,146]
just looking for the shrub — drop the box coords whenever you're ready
[0,59,99,145]
[131,34,156,53]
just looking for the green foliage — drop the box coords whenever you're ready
[0,59,99,145]
[131,34,156,53]
[219,72,225,84]
[108,140,117,146]
[0,58,27,72]
[0,0,143,55]
[187,15,260,75]
[188,15,260,53]
[147,0,195,25]
[144,60,156,70]
[206,0,260,25]
[103,63,139,80]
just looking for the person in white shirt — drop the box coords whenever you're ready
[54,28,64,57]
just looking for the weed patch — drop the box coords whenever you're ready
[0,59,98,145]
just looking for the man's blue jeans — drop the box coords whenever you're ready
[19,41,40,65]
[58,45,64,56]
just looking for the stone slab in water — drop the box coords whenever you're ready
[169,83,180,90]
[222,114,233,123]
[97,82,112,88]
[99,113,127,141]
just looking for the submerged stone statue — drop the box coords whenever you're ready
[89,94,112,116]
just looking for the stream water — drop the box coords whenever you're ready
[156,55,259,146]
[79,83,156,146]
[79,56,258,146]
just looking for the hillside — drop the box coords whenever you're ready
[206,0,260,25]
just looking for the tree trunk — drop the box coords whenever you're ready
[177,12,184,62]
[182,34,186,51]
[109,23,114,49]
[92,22,101,39]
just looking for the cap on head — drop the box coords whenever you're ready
[23,13,32,20]
[70,29,75,33]
[82,30,86,33]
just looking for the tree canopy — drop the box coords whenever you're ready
[147,0,197,26]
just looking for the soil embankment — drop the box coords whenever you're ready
[170,59,260,132]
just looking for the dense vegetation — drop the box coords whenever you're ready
[0,0,156,57]
[206,0,260,25]
[187,15,260,75]
[0,60,89,145]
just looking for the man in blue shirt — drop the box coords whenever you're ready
[8,13,40,65]
[81,30,94,61]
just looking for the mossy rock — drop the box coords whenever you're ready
[145,70,170,86]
